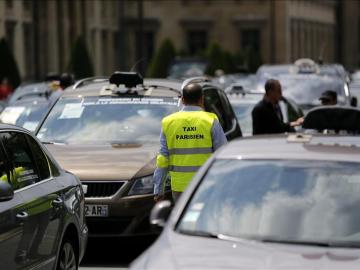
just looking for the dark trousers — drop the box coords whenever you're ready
[172,191,182,203]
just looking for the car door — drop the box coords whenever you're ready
[203,86,242,140]
[280,97,304,123]
[1,131,64,269]
[0,136,24,270]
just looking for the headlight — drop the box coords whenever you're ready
[128,175,154,196]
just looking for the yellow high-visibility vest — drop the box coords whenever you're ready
[156,111,217,192]
[0,166,25,189]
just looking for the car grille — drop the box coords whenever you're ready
[82,181,126,198]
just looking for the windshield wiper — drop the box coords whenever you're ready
[41,141,54,144]
[41,140,66,145]
[177,231,360,248]
[259,238,332,247]
[177,229,220,239]
[261,238,360,248]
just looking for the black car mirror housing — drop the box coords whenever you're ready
[0,181,14,202]
[351,96,358,107]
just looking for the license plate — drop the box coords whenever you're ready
[85,204,108,217]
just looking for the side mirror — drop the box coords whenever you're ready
[150,200,172,229]
[0,181,14,202]
[351,96,358,107]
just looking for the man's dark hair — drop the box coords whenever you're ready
[182,83,203,104]
[319,90,337,102]
[60,73,75,89]
[264,79,279,94]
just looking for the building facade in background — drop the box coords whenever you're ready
[0,0,120,81]
[124,0,337,69]
[0,0,358,82]
[340,0,360,71]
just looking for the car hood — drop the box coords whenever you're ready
[44,143,158,180]
[132,232,360,269]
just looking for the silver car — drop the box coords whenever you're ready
[131,107,360,270]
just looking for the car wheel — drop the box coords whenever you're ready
[57,238,78,270]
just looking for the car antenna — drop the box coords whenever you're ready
[130,58,146,72]
[318,42,326,65]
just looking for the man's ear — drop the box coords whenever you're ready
[199,95,205,108]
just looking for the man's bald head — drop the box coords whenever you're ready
[182,83,203,105]
[264,78,282,104]
[265,79,280,94]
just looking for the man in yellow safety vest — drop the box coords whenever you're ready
[154,83,227,203]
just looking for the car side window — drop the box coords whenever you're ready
[26,135,51,180]
[1,132,40,190]
[203,87,231,132]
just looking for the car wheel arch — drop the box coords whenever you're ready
[55,223,80,269]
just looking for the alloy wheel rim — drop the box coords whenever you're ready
[59,242,77,270]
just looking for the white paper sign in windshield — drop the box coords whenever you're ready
[59,103,84,119]
[0,106,25,124]
[22,121,39,132]
[82,97,179,106]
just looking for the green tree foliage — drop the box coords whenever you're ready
[244,46,262,73]
[0,38,21,88]
[147,39,176,78]
[67,36,94,79]
[205,43,236,75]
[234,47,262,73]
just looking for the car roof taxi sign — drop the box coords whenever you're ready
[109,71,143,88]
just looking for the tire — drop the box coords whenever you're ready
[57,238,78,270]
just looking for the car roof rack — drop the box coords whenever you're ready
[72,76,108,89]
[143,84,181,95]
[303,106,360,132]
[181,76,211,91]
[225,83,261,95]
[16,90,53,101]
[73,72,183,96]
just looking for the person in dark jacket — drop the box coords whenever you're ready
[252,79,303,135]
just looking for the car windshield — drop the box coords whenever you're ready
[37,96,179,144]
[0,101,50,131]
[278,75,346,106]
[168,61,207,78]
[178,160,360,246]
[230,102,254,136]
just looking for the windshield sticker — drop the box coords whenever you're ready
[182,211,200,223]
[83,98,179,106]
[0,106,25,124]
[59,103,84,119]
[22,121,39,131]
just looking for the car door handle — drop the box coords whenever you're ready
[16,211,29,221]
[52,197,63,208]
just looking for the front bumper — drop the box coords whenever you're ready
[79,224,88,262]
[85,194,157,237]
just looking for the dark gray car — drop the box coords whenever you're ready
[0,124,87,269]
[35,73,241,238]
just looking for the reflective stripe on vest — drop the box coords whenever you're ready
[162,110,217,192]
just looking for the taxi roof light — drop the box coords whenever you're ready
[302,106,360,133]
[109,71,143,88]
[294,58,319,74]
